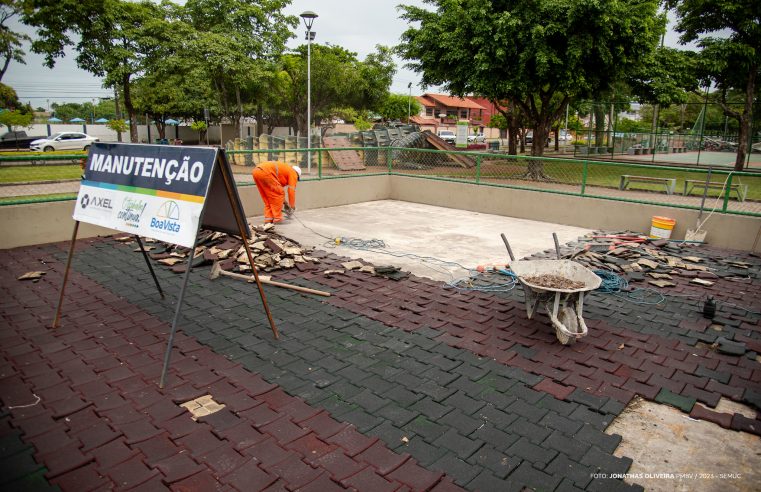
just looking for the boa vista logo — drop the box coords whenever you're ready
[150,200,181,233]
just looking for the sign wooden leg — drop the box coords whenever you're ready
[134,235,164,299]
[218,155,279,339]
[51,220,80,329]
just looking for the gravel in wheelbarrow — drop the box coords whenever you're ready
[521,274,585,290]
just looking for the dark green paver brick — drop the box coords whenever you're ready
[655,388,697,413]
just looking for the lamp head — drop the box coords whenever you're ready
[300,11,318,30]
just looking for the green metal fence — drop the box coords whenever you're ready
[2,148,760,217]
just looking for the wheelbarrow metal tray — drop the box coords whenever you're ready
[509,259,601,293]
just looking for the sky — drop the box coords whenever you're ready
[5,1,689,108]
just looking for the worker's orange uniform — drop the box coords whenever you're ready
[252,161,299,223]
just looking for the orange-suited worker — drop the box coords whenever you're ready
[252,161,301,224]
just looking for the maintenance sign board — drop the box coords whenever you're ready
[73,143,217,248]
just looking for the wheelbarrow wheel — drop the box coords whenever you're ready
[555,306,580,345]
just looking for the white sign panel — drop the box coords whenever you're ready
[456,121,469,148]
[73,143,218,248]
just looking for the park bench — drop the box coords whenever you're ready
[619,175,676,195]
[683,179,748,202]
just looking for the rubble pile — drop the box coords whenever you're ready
[112,223,320,275]
[534,231,757,289]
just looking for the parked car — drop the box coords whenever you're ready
[437,130,456,144]
[556,130,573,141]
[524,131,550,145]
[468,133,485,143]
[30,132,99,152]
[0,131,47,149]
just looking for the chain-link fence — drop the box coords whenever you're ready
[3,146,760,217]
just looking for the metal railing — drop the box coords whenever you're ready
[2,148,760,217]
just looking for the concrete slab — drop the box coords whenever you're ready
[268,200,592,282]
[607,398,760,492]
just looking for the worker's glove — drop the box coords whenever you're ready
[283,203,294,217]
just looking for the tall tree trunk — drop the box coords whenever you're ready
[734,64,756,171]
[235,86,243,138]
[157,121,165,140]
[121,75,138,143]
[256,104,264,137]
[594,104,605,147]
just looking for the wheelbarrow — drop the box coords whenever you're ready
[501,233,601,345]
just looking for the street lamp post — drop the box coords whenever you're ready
[300,11,318,175]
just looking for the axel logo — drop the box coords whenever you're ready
[117,197,146,228]
[150,200,181,233]
[81,193,112,211]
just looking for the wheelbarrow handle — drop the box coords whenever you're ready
[501,233,515,262]
[552,232,561,260]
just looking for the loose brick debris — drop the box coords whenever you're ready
[113,224,320,276]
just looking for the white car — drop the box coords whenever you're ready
[468,133,485,143]
[30,132,99,152]
[437,130,456,144]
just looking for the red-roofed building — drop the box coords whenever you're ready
[414,93,489,134]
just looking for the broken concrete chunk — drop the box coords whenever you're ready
[682,256,703,263]
[637,259,659,269]
[324,269,345,275]
[278,258,295,269]
[17,271,45,280]
[647,273,672,279]
[341,260,364,270]
[359,265,376,274]
[283,246,303,256]
[133,246,154,252]
[647,279,676,288]
[264,238,284,254]
[158,258,184,266]
[690,278,715,286]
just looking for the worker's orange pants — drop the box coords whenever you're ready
[252,166,284,223]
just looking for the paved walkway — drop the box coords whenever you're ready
[1,235,759,491]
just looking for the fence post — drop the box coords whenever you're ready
[581,160,588,195]
[386,147,392,173]
[722,173,733,212]
[476,155,482,184]
[318,148,322,179]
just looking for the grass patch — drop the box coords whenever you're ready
[0,193,77,205]
[0,150,86,157]
[0,165,82,183]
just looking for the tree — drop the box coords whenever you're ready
[378,93,421,122]
[106,119,127,142]
[399,0,664,178]
[0,109,33,132]
[23,0,171,142]
[0,81,20,109]
[0,0,29,81]
[275,44,395,136]
[671,0,761,170]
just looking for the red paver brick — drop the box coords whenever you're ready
[328,426,378,458]
[357,440,410,475]
[27,426,78,454]
[387,459,445,491]
[533,378,575,400]
[302,411,350,439]
[135,433,180,462]
[197,408,241,432]
[41,440,95,479]
[689,404,732,429]
[161,413,201,440]
[100,404,145,425]
[430,477,464,492]
[176,427,225,457]
[50,462,111,492]
[260,416,310,445]
[155,451,206,484]
[78,421,123,452]
[169,470,226,491]
[731,414,760,436]
[288,434,336,463]
[166,382,207,404]
[279,399,322,424]
[73,379,114,399]
[340,467,400,492]
[222,458,278,491]
[257,388,294,410]
[312,448,367,480]
[705,379,744,401]
[120,419,163,445]
[143,399,186,423]
[90,391,130,412]
[93,438,141,470]
[265,453,322,489]
[106,454,162,490]
[216,391,261,413]
[198,445,248,476]
[214,421,267,451]
[241,436,294,467]
[239,403,281,428]
[682,384,722,408]
[292,471,345,492]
